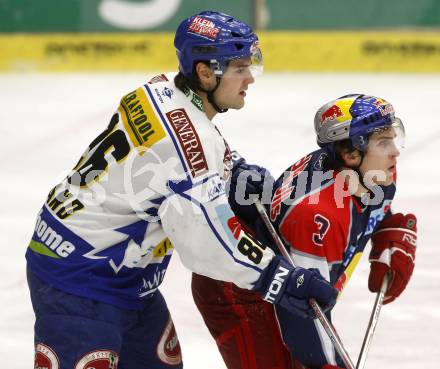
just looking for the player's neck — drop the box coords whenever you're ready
[198,90,217,120]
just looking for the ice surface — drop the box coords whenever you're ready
[1,72,439,368]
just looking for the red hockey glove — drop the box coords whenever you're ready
[321,365,344,369]
[368,213,417,304]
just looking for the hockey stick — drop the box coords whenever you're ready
[355,273,390,369]
[254,200,356,369]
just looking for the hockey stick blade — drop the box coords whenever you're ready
[254,200,355,369]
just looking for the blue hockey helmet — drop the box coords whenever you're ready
[314,94,405,154]
[174,11,263,78]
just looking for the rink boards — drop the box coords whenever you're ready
[1,31,440,72]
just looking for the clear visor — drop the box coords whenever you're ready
[249,45,264,77]
[221,46,264,79]
[366,118,405,155]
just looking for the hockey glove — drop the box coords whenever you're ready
[321,365,345,369]
[253,255,338,318]
[227,151,274,229]
[368,213,417,304]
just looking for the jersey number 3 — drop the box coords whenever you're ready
[312,214,330,246]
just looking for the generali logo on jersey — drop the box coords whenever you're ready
[166,108,209,178]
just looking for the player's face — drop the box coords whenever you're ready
[359,127,401,186]
[214,58,255,110]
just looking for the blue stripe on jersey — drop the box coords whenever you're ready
[167,173,219,195]
[177,188,263,273]
[142,83,192,183]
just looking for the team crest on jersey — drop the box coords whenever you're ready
[75,350,119,369]
[162,87,174,99]
[35,343,60,369]
[157,319,182,365]
[166,108,209,178]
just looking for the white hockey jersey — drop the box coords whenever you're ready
[26,73,274,309]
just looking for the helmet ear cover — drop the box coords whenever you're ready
[324,139,362,170]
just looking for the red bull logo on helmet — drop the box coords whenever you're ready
[320,104,343,124]
[379,103,394,117]
[373,97,387,107]
[372,97,395,117]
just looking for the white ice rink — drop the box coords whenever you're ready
[1,72,439,368]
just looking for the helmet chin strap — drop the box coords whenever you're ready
[350,152,373,205]
[200,77,228,114]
